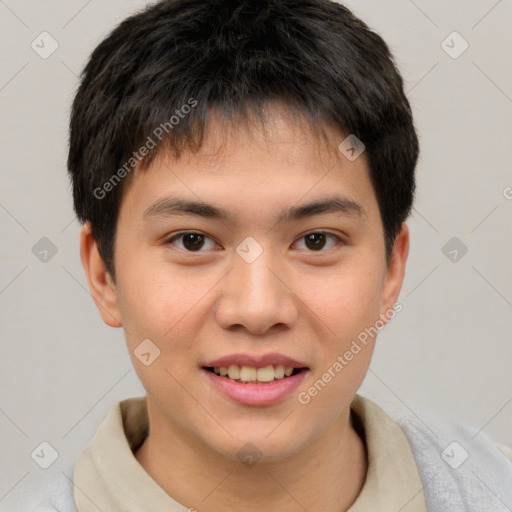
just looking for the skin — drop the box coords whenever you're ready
[81,107,409,512]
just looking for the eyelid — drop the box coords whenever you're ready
[292,231,342,251]
[165,231,220,251]
[165,230,344,252]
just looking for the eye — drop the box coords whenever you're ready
[165,230,342,253]
[294,231,341,251]
[165,231,218,252]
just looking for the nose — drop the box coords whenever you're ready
[214,248,299,335]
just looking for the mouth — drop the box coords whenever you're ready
[202,364,308,384]
[202,364,309,406]
[200,354,310,406]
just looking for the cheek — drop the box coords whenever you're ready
[117,275,200,404]
[115,259,221,381]
[116,252,195,336]
[295,271,382,422]
[293,261,384,400]
[299,263,385,340]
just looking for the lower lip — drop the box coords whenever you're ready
[202,368,308,406]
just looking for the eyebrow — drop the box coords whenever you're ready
[143,195,364,224]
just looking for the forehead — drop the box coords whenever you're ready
[119,107,378,225]
[163,106,353,172]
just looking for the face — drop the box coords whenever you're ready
[82,108,408,464]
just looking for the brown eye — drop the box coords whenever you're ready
[182,233,205,251]
[166,232,217,252]
[305,233,326,250]
[295,232,340,251]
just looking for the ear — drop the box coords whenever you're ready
[80,222,123,328]
[380,222,410,316]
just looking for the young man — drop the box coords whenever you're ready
[19,0,512,510]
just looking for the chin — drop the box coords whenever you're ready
[203,422,313,466]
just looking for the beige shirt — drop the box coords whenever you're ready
[73,394,428,511]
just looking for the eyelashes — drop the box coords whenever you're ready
[166,232,218,252]
[165,230,343,253]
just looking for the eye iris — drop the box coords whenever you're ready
[305,233,326,250]
[183,233,204,251]
[179,233,330,251]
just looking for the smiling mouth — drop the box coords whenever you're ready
[202,364,307,384]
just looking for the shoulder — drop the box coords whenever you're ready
[391,401,512,510]
[1,466,76,512]
[353,395,512,510]
[496,442,512,461]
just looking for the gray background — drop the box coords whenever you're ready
[1,0,511,504]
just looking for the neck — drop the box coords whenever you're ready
[135,402,367,512]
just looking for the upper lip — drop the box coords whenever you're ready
[202,353,308,369]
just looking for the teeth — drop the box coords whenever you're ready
[239,366,257,382]
[212,364,297,383]
[274,365,285,379]
[227,365,240,380]
[257,365,275,382]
